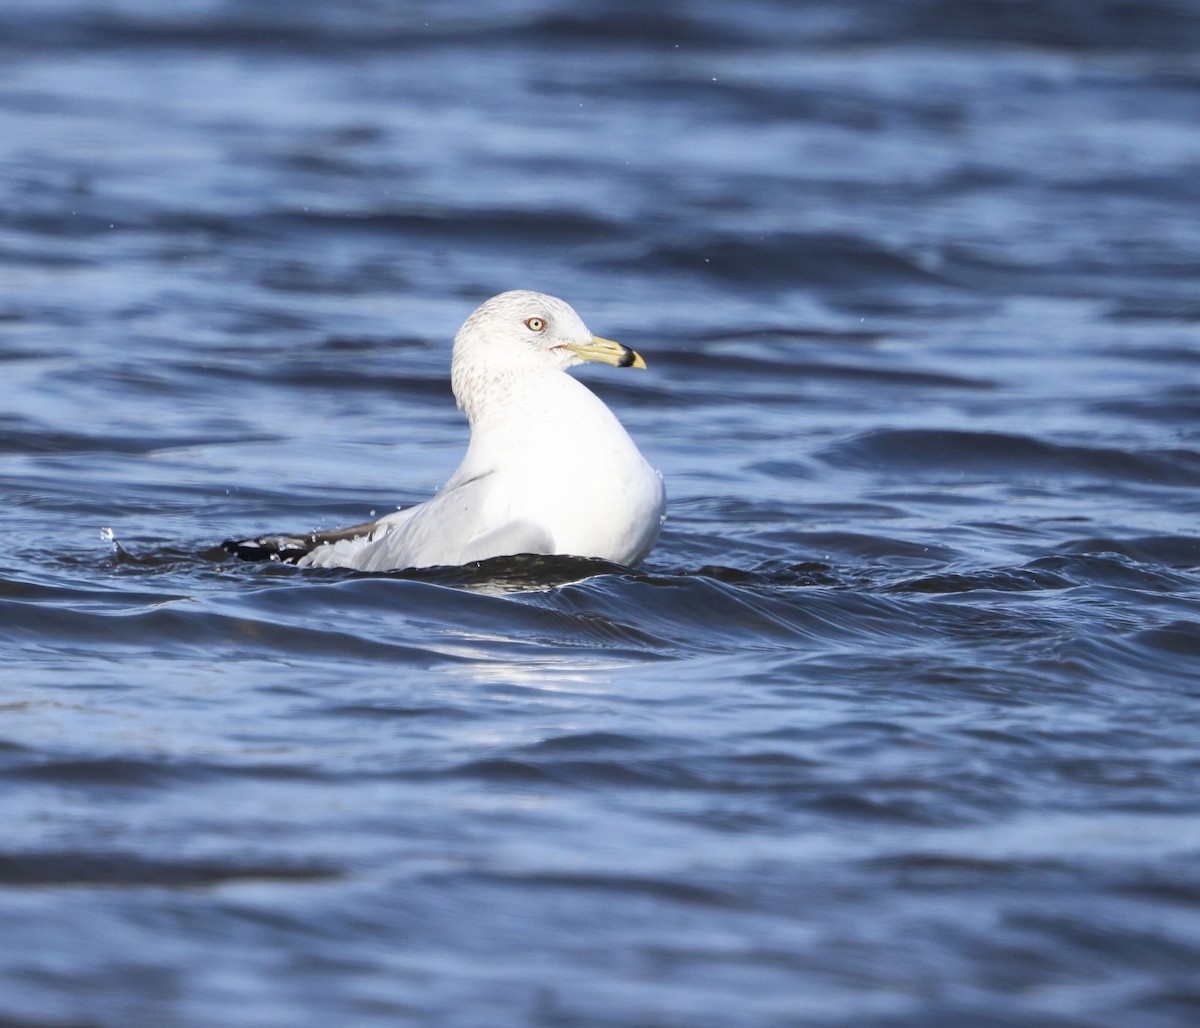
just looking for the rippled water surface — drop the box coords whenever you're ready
[3,1,1200,1025]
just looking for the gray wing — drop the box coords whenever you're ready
[296,473,554,571]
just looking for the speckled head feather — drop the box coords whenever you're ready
[451,290,644,424]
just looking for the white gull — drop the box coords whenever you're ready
[224,290,665,571]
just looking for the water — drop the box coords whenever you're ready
[3,1,1200,1025]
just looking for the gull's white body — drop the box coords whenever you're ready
[230,291,665,571]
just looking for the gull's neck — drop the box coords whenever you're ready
[452,360,572,430]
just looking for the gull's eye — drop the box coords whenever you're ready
[524,317,546,332]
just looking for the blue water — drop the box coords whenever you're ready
[3,2,1200,1025]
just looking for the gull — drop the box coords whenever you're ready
[223,290,665,571]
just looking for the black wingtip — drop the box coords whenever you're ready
[222,535,313,564]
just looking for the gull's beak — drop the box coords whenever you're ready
[563,335,647,369]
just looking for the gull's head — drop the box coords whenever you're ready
[451,290,645,417]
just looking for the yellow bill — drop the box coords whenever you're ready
[563,335,647,369]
